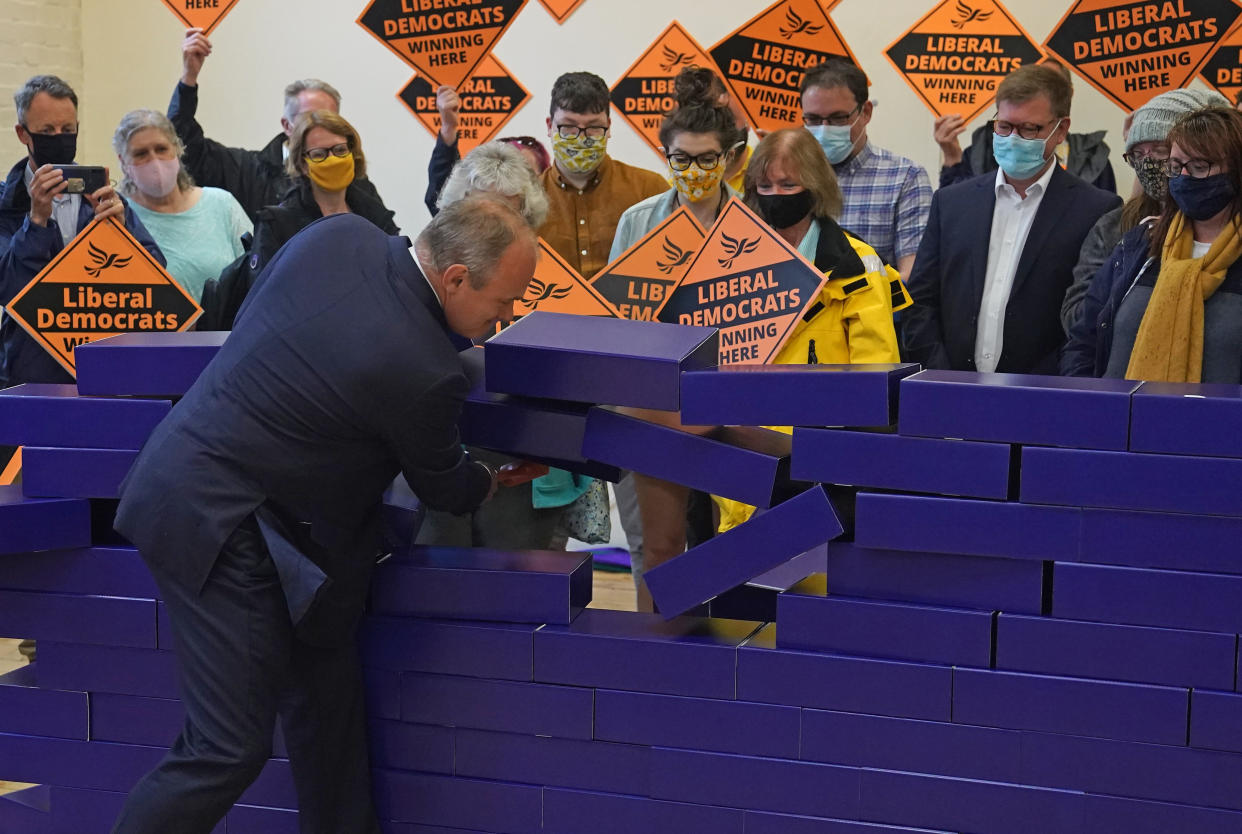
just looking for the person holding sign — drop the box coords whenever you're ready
[904,64,1121,376]
[110,197,539,834]
[0,75,164,388]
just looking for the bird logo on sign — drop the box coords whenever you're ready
[951,0,992,28]
[779,6,822,40]
[84,242,133,277]
[519,277,572,310]
[656,238,693,274]
[660,45,694,74]
[717,233,760,269]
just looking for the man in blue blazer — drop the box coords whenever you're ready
[903,65,1121,375]
[110,197,538,834]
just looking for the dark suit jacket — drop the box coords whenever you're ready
[115,214,490,637]
[903,165,1122,375]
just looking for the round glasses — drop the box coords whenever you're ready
[666,151,722,171]
[304,142,350,163]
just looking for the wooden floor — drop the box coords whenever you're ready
[0,568,635,799]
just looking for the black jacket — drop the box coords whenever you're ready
[167,82,394,224]
[425,134,460,216]
[903,165,1122,375]
[940,125,1117,194]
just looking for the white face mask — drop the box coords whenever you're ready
[128,157,181,199]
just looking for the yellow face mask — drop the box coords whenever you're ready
[670,162,726,203]
[552,132,607,176]
[306,153,355,192]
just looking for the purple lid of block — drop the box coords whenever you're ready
[542,608,762,647]
[488,311,717,360]
[387,546,591,575]
[76,331,229,349]
[0,384,81,399]
[908,370,1140,394]
[688,363,916,377]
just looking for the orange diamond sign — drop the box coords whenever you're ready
[710,0,859,133]
[611,22,718,160]
[591,206,706,321]
[516,239,622,321]
[357,0,528,89]
[161,0,240,35]
[399,55,530,156]
[658,198,827,366]
[1044,0,1242,112]
[537,0,587,23]
[885,0,1044,124]
[1201,17,1242,101]
[4,217,202,377]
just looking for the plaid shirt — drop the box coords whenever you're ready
[834,142,932,267]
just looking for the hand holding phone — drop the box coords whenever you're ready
[53,165,108,195]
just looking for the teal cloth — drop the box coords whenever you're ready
[795,217,822,262]
[609,185,740,262]
[532,468,591,509]
[130,187,252,301]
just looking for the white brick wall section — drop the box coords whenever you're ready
[0,0,83,144]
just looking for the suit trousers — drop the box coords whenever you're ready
[111,516,381,834]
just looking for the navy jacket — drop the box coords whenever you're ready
[0,158,164,389]
[115,214,490,640]
[903,165,1121,375]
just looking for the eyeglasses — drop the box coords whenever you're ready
[1122,148,1169,167]
[802,104,860,128]
[555,124,607,140]
[991,118,1057,140]
[666,150,723,171]
[304,142,350,163]
[1163,157,1218,179]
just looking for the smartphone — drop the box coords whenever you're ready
[53,165,108,195]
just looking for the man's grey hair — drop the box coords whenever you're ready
[283,79,341,124]
[417,196,535,289]
[112,109,195,196]
[437,142,549,228]
[14,75,78,126]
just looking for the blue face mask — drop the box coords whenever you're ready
[807,122,858,165]
[1168,172,1236,222]
[992,120,1060,180]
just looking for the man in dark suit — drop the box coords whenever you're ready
[109,197,539,834]
[903,65,1122,375]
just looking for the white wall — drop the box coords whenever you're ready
[0,0,82,137]
[15,0,1190,232]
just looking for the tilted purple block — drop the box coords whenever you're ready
[854,492,1080,561]
[1191,690,1242,752]
[533,608,763,699]
[737,624,953,720]
[898,369,1139,450]
[370,546,591,624]
[594,688,800,759]
[359,616,536,681]
[649,747,860,820]
[953,667,1189,745]
[0,785,48,834]
[0,589,157,648]
[996,612,1236,690]
[400,672,593,740]
[372,769,542,833]
[368,720,454,774]
[73,331,226,397]
[37,642,178,699]
[1023,446,1242,516]
[0,384,171,449]
[801,708,1024,784]
[21,446,138,500]
[1080,508,1242,574]
[1053,562,1242,634]
[749,544,827,591]
[484,311,718,410]
[644,486,842,618]
[47,787,223,834]
[544,787,744,834]
[226,804,298,834]
[1084,794,1242,834]
[90,691,288,758]
[0,486,90,555]
[455,727,650,796]
[1019,729,1242,812]
[678,363,919,428]
[0,546,157,598]
[0,666,87,740]
[777,579,994,667]
[858,768,1084,834]
[1130,381,1242,458]
[581,408,790,509]
[744,810,957,833]
[792,428,1012,499]
[822,542,1044,614]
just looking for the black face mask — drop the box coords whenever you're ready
[26,131,77,167]
[756,190,814,230]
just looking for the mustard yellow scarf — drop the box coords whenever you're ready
[1126,213,1242,382]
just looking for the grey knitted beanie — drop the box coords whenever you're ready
[1126,88,1232,152]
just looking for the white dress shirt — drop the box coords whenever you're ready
[24,162,82,248]
[974,161,1057,373]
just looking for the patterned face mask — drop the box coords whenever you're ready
[552,131,608,175]
[669,161,726,203]
[1130,155,1169,202]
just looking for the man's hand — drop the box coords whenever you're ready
[181,28,212,87]
[28,165,67,227]
[933,114,967,167]
[86,182,124,223]
[495,460,550,488]
[437,85,460,145]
